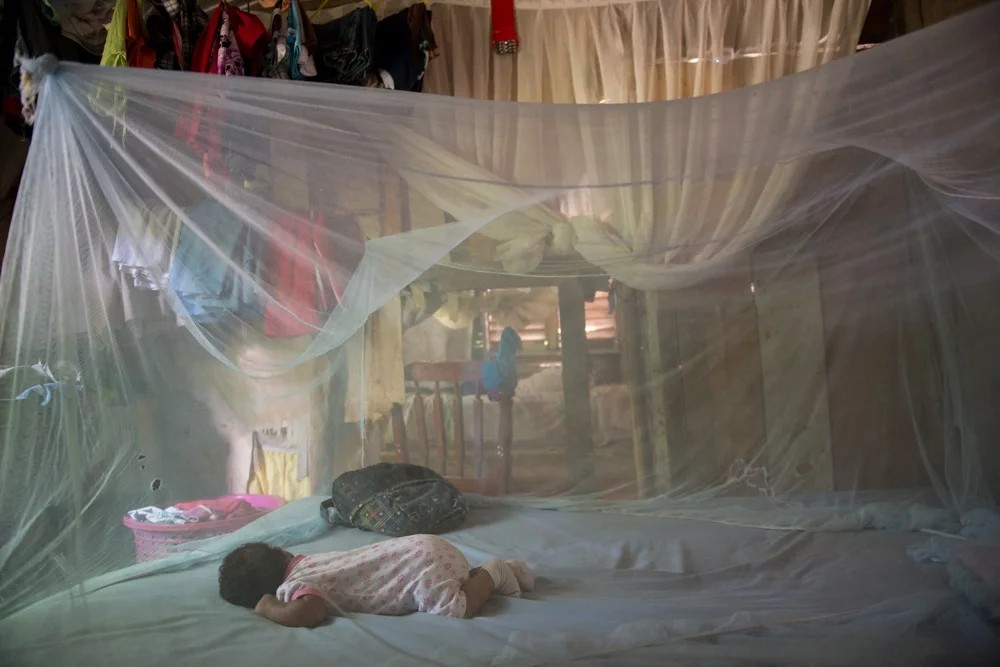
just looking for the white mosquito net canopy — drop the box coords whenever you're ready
[0,4,999,664]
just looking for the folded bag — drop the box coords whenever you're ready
[321,462,468,537]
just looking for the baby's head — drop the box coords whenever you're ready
[218,542,292,608]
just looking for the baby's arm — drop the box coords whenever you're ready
[254,593,329,628]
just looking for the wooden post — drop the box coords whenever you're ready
[453,383,465,477]
[412,382,430,466]
[642,292,690,493]
[473,388,485,478]
[497,394,514,494]
[390,403,409,463]
[351,173,407,439]
[618,286,654,497]
[558,280,595,490]
[544,310,560,351]
[432,381,447,473]
[263,121,323,493]
[753,251,834,493]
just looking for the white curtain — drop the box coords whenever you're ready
[417,0,870,287]
[425,0,869,103]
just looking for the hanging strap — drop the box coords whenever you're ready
[490,0,519,55]
[320,497,343,525]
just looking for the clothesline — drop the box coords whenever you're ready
[100,0,437,92]
[112,203,357,337]
[309,0,382,21]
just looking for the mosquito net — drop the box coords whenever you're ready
[1,4,999,665]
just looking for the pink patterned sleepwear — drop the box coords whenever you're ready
[276,534,471,618]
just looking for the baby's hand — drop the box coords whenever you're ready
[254,593,329,628]
[254,594,279,617]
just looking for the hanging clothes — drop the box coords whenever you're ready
[312,5,376,87]
[179,2,266,186]
[101,0,156,68]
[7,0,101,62]
[215,11,244,76]
[47,0,116,57]
[0,0,22,131]
[168,201,260,323]
[3,0,100,136]
[373,3,437,92]
[144,0,207,71]
[248,431,312,501]
[190,0,267,77]
[262,9,289,80]
[263,212,344,339]
[286,0,316,80]
[111,205,181,291]
[125,0,157,67]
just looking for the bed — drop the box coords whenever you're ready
[2,497,997,667]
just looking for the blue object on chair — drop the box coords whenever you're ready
[480,326,521,400]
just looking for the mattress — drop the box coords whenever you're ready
[2,498,998,667]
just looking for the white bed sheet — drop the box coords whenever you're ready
[2,498,998,667]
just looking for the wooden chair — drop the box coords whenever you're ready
[390,361,513,495]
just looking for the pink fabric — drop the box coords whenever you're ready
[276,535,469,618]
[215,12,245,76]
[264,213,343,338]
[178,1,268,186]
[173,498,256,520]
[289,586,326,602]
[283,555,324,601]
[284,555,305,578]
[191,1,268,76]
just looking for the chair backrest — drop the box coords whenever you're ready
[390,361,513,495]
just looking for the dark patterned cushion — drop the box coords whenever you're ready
[321,463,467,537]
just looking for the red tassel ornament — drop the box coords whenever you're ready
[491,0,519,55]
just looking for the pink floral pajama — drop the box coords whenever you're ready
[275,534,470,618]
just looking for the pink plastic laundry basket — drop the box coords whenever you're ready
[123,494,285,562]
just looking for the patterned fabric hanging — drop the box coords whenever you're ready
[145,0,208,71]
[100,0,156,68]
[216,10,245,76]
[490,0,519,55]
[189,0,267,76]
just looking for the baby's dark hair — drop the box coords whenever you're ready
[218,542,290,608]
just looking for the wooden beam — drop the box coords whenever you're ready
[617,287,653,498]
[642,291,687,493]
[364,173,406,421]
[753,251,834,493]
[558,280,595,490]
[350,173,406,468]
[266,116,324,493]
[419,264,609,292]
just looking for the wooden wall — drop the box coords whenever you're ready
[624,226,997,500]
[620,265,771,497]
[817,233,934,492]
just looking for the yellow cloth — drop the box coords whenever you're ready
[100,0,129,67]
[247,435,312,501]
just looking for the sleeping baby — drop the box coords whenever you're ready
[218,534,535,627]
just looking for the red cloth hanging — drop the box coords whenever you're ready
[264,213,345,339]
[490,0,519,55]
[191,1,268,76]
[125,0,157,68]
[176,2,268,185]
